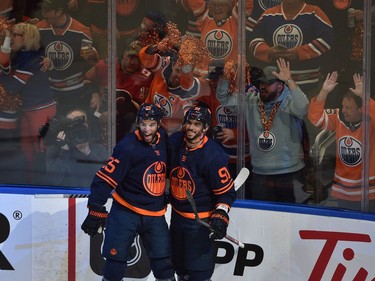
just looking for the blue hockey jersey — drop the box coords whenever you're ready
[88,129,169,216]
[167,132,236,219]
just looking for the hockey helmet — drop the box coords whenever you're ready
[183,106,212,128]
[136,103,164,124]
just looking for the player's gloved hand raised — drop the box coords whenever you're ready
[209,209,229,240]
[81,203,108,236]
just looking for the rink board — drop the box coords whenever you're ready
[1,188,375,281]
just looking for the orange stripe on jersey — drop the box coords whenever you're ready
[134,130,161,144]
[90,24,107,34]
[312,39,329,53]
[112,192,166,216]
[302,4,333,27]
[37,18,92,39]
[13,71,33,84]
[68,18,93,39]
[186,136,208,151]
[331,186,375,201]
[96,170,117,189]
[297,44,321,61]
[172,205,213,219]
[0,120,17,129]
[331,178,375,201]
[214,180,234,196]
[135,129,143,140]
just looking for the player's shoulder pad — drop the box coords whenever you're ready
[203,138,230,161]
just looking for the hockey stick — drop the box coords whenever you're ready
[234,167,250,191]
[185,189,245,248]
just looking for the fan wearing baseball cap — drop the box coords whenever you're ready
[217,58,310,203]
[41,0,68,11]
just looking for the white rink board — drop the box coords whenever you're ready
[1,194,375,280]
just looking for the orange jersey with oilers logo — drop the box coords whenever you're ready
[140,47,211,135]
[88,129,169,216]
[198,14,238,62]
[184,0,250,62]
[308,97,375,201]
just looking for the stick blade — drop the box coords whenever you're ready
[234,167,250,191]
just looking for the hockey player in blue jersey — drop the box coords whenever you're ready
[167,106,236,281]
[81,103,175,281]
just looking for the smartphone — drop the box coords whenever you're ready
[213,125,223,139]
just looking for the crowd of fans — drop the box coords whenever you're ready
[0,0,373,211]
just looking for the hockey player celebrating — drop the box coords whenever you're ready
[167,106,236,281]
[81,103,175,281]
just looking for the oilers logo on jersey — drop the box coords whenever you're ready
[45,41,74,70]
[205,29,233,59]
[154,93,173,118]
[216,105,237,129]
[143,161,167,196]
[257,131,276,151]
[170,167,195,200]
[338,136,362,166]
[273,24,303,49]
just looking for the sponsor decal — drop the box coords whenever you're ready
[300,230,373,280]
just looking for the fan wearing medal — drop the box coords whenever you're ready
[216,58,309,203]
